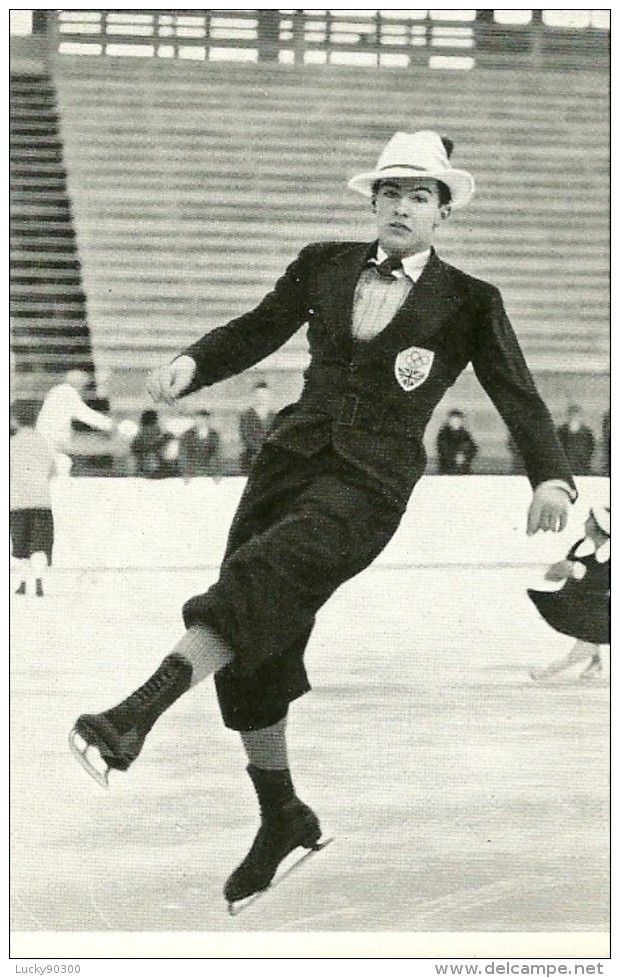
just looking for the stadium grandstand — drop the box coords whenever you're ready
[10,9,610,474]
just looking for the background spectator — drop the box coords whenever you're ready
[238,381,275,475]
[556,404,595,475]
[178,410,222,481]
[601,410,610,476]
[10,400,56,597]
[436,409,478,475]
[130,409,176,479]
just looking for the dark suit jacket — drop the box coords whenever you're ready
[183,242,575,506]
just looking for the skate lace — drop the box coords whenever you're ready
[128,663,177,709]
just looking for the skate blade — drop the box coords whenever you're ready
[227,837,334,916]
[68,728,111,789]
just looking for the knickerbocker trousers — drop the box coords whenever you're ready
[182,444,404,730]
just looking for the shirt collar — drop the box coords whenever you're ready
[375,245,431,283]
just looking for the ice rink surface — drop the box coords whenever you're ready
[11,560,609,941]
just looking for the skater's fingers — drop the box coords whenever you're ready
[544,501,568,533]
[527,486,569,535]
[168,356,197,399]
[147,365,176,405]
[147,357,195,406]
[526,497,543,535]
[146,368,165,403]
[537,506,555,533]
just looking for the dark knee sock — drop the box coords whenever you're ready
[247,763,297,817]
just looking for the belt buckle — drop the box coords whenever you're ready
[339,394,359,426]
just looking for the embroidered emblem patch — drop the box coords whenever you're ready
[394,346,435,392]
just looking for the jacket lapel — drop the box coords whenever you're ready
[354,250,467,360]
[316,242,374,351]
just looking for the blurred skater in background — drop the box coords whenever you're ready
[10,401,56,597]
[529,506,610,680]
[36,369,115,477]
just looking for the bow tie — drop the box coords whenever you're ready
[370,255,403,279]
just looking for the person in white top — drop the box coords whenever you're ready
[10,401,56,597]
[36,369,115,476]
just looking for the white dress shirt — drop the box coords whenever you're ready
[351,247,431,342]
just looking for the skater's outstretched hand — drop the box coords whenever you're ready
[147,356,196,406]
[527,484,570,535]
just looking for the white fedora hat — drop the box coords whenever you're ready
[348,130,475,210]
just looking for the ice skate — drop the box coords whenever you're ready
[69,653,192,788]
[225,795,329,914]
[224,763,331,913]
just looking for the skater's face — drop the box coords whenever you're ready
[374,178,450,258]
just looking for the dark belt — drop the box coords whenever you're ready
[301,392,387,429]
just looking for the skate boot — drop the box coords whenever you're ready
[224,764,325,912]
[69,653,192,787]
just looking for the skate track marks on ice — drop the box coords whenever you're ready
[11,564,609,938]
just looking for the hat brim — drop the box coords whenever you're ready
[348,165,475,209]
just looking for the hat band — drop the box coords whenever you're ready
[378,164,428,172]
